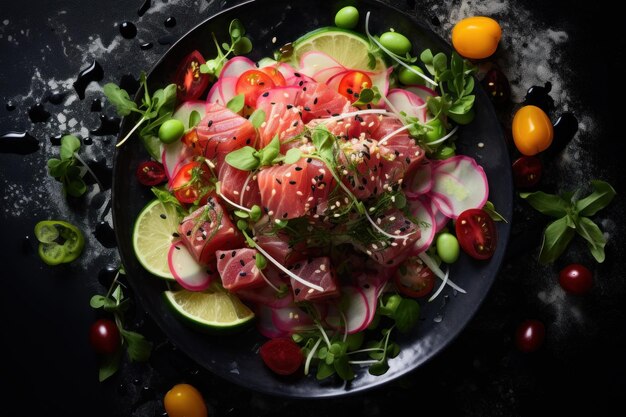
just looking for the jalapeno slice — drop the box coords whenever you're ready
[34,220,85,265]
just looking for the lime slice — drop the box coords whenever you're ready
[291,27,386,72]
[164,286,255,330]
[132,199,181,279]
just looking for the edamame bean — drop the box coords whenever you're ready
[436,232,460,263]
[398,65,425,85]
[158,119,185,144]
[335,6,359,29]
[425,119,445,143]
[380,31,412,56]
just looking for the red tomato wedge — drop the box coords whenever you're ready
[394,256,435,298]
[174,50,210,101]
[170,161,211,204]
[337,70,373,101]
[455,208,497,260]
[235,69,276,107]
[259,337,303,375]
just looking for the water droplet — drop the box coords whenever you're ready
[546,112,578,158]
[47,91,66,105]
[90,98,102,112]
[83,137,93,145]
[91,114,120,136]
[0,131,39,154]
[524,82,554,113]
[98,265,119,288]
[94,221,117,248]
[5,102,16,111]
[50,134,62,146]
[137,0,151,16]
[73,60,104,100]
[140,42,153,50]
[433,314,443,323]
[164,16,176,28]
[119,21,137,39]
[28,103,51,123]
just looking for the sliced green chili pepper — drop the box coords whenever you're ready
[34,220,85,265]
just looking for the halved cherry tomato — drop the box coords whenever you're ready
[170,161,211,204]
[174,50,210,101]
[259,338,303,376]
[394,256,436,298]
[337,70,373,101]
[163,383,208,417]
[512,156,542,188]
[235,69,276,107]
[136,160,166,186]
[259,66,286,87]
[455,208,497,260]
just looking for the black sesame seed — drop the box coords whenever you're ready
[295,166,303,171]
[262,92,270,97]
[219,253,225,259]
[259,82,265,86]
[276,178,282,185]
[294,288,301,295]
[313,97,318,105]
[186,230,192,236]
[292,121,298,127]
[172,232,180,238]
[239,259,245,266]
[302,87,307,91]
[175,246,181,250]
[289,180,296,185]
[208,120,213,127]
[231,250,236,257]
[246,138,251,145]
[298,81,304,87]
[306,158,312,163]
[287,104,293,109]
[239,272,247,276]
[347,88,353,94]
[160,214,167,219]
[303,106,311,111]
[282,212,288,218]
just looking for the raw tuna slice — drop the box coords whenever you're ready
[177,196,244,265]
[295,81,351,123]
[217,161,262,208]
[353,208,420,266]
[374,117,425,182]
[235,265,294,308]
[216,248,264,292]
[338,138,383,200]
[255,229,292,265]
[288,257,339,302]
[191,102,257,160]
[257,157,334,220]
[255,87,304,149]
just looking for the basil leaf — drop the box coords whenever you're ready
[258,135,280,166]
[284,148,302,164]
[103,83,137,116]
[575,216,606,263]
[227,94,245,113]
[538,216,576,264]
[393,298,420,333]
[249,108,266,129]
[575,180,617,217]
[225,146,259,171]
[432,52,448,75]
[316,361,335,380]
[120,328,152,362]
[98,350,121,382]
[60,135,81,160]
[520,191,569,218]
[151,187,183,209]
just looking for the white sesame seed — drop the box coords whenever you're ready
[307,196,314,202]
[233,190,240,195]
[389,216,396,221]
[271,36,277,43]
[267,210,274,216]
[308,288,315,293]
[320,264,326,271]
[366,250,373,255]
[315,269,321,274]
[296,191,303,196]
[371,243,378,250]
[271,189,277,196]
[478,142,485,148]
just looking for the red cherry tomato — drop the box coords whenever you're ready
[259,66,286,87]
[337,71,373,101]
[559,264,593,295]
[174,50,210,101]
[394,256,436,298]
[515,319,545,352]
[512,156,542,188]
[235,69,276,107]
[170,161,211,204]
[455,208,497,260]
[135,160,166,186]
[259,338,303,375]
[89,318,121,355]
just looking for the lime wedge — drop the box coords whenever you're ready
[132,199,181,279]
[291,27,386,72]
[164,286,254,330]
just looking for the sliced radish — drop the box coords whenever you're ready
[161,140,192,181]
[430,155,489,219]
[256,304,288,339]
[167,240,213,291]
[171,100,207,130]
[284,73,315,87]
[312,65,346,84]
[206,76,237,107]
[404,160,433,198]
[386,88,427,122]
[353,275,379,328]
[422,195,450,233]
[298,51,344,76]
[325,286,370,334]
[219,56,256,78]
[405,85,438,99]
[370,66,393,99]
[271,306,315,333]
[407,198,436,253]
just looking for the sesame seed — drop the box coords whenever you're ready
[267,210,274,216]
[271,36,277,43]
[271,189,277,196]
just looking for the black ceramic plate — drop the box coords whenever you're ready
[113,0,512,398]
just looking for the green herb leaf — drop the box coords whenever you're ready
[483,200,508,222]
[393,298,420,333]
[255,252,267,270]
[225,146,259,171]
[284,148,302,164]
[227,94,245,113]
[368,360,389,376]
[539,216,576,264]
[103,83,137,116]
[575,216,606,263]
[333,354,355,381]
[98,350,122,382]
[151,187,183,209]
[520,191,570,218]
[189,110,202,128]
[233,37,253,55]
[258,135,280,166]
[575,180,617,217]
[60,135,81,159]
[120,328,152,362]
[249,108,266,129]
[316,361,335,380]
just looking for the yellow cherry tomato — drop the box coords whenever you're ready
[164,383,208,417]
[451,16,502,59]
[512,105,554,156]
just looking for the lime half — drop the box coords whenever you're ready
[132,199,181,279]
[164,286,255,330]
[291,27,386,72]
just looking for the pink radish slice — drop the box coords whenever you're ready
[405,84,438,98]
[167,241,213,291]
[386,88,427,122]
[312,65,346,84]
[404,160,433,198]
[327,286,370,334]
[161,140,192,181]
[271,306,315,333]
[298,51,344,76]
[285,73,315,86]
[206,76,237,106]
[256,304,288,339]
[171,100,206,129]
[407,198,436,253]
[421,195,451,233]
[370,66,393,99]
[430,155,489,219]
[219,56,256,78]
[353,275,379,329]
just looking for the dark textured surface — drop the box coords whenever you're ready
[0,0,624,416]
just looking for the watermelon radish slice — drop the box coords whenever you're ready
[271,306,315,333]
[404,161,433,198]
[407,198,436,253]
[429,155,489,219]
[172,100,206,130]
[220,56,256,78]
[167,240,213,291]
[386,88,427,122]
[206,76,237,106]
[421,195,450,233]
